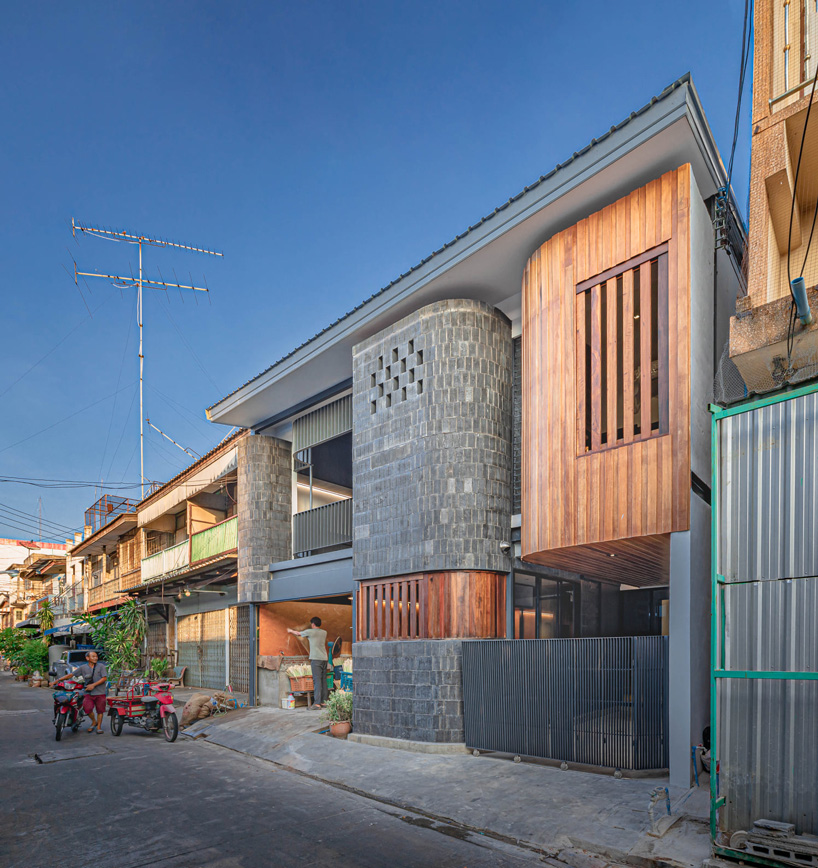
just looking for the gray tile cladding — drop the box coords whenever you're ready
[352,299,512,580]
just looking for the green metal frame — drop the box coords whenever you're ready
[709,381,818,865]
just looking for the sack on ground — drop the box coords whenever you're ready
[181,693,212,727]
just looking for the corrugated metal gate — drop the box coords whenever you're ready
[146,620,168,660]
[176,611,226,690]
[713,388,818,855]
[462,637,668,770]
[229,606,250,693]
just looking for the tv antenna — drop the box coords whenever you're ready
[145,417,201,461]
[71,219,222,498]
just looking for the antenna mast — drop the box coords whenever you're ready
[71,220,222,498]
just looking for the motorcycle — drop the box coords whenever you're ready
[107,680,178,742]
[51,676,86,741]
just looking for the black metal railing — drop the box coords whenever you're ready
[461,636,668,771]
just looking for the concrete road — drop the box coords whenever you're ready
[0,672,545,868]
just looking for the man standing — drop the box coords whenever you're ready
[54,650,108,734]
[288,618,327,709]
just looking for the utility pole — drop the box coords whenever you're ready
[71,220,222,498]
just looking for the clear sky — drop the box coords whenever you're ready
[0,1,751,540]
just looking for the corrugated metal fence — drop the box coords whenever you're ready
[715,390,818,838]
[462,637,668,770]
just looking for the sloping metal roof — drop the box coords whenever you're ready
[208,73,734,428]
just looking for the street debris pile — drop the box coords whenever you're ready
[180,691,240,727]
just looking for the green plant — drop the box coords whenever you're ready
[72,602,146,672]
[118,600,146,642]
[322,689,352,723]
[17,663,31,679]
[37,598,55,640]
[146,657,169,678]
[19,638,49,674]
[0,627,29,664]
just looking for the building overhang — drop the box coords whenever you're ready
[208,76,730,432]
[70,514,138,557]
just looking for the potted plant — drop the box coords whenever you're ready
[323,688,352,738]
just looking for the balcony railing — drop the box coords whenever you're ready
[190,515,238,563]
[141,540,189,583]
[139,517,238,585]
[293,498,352,557]
[89,577,123,608]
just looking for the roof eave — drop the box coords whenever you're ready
[208,75,731,427]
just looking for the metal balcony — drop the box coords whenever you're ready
[293,498,352,557]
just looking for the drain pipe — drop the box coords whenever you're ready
[790,277,813,325]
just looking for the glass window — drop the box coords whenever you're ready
[538,578,559,639]
[513,573,579,639]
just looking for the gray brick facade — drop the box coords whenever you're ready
[352,639,465,743]
[352,299,513,580]
[237,433,291,603]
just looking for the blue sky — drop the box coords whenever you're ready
[0,1,750,539]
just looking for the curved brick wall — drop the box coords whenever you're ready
[352,298,512,580]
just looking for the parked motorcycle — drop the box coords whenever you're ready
[107,680,178,742]
[51,677,86,741]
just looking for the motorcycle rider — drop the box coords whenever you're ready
[54,650,108,734]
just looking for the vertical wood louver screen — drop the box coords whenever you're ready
[292,394,352,453]
[575,243,669,454]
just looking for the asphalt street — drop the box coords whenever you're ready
[0,672,546,868]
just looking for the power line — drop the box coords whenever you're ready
[104,383,139,482]
[0,295,112,400]
[0,516,69,542]
[727,0,754,188]
[0,501,78,534]
[0,512,72,542]
[0,475,142,490]
[0,380,138,457]
[98,294,137,482]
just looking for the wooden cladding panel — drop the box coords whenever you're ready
[522,166,691,568]
[357,571,506,642]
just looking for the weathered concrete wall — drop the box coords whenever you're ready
[237,434,291,603]
[352,298,513,581]
[352,639,464,743]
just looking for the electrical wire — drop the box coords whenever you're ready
[158,294,222,393]
[0,381,138,457]
[0,296,112,401]
[727,0,754,188]
[0,476,142,490]
[0,501,78,535]
[104,384,139,483]
[98,294,137,482]
[785,63,818,369]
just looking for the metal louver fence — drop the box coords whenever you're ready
[292,394,352,453]
[462,637,668,770]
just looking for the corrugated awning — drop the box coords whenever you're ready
[14,618,37,629]
[139,446,238,526]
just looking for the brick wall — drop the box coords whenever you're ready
[352,639,465,743]
[237,434,291,603]
[352,298,513,580]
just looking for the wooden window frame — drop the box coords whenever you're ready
[575,242,669,456]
